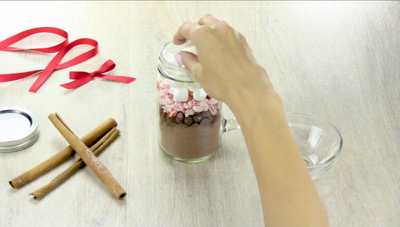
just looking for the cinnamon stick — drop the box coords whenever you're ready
[30,127,120,200]
[48,113,126,199]
[9,118,117,189]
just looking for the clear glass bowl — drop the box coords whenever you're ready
[286,113,343,180]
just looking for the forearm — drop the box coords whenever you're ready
[172,14,328,226]
[229,92,329,227]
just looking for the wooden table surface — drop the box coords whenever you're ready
[1,1,399,227]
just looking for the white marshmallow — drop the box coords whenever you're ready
[193,88,207,101]
[308,154,319,165]
[186,82,201,91]
[173,87,189,102]
[182,41,198,55]
[164,53,179,67]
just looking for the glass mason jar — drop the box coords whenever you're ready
[157,42,240,163]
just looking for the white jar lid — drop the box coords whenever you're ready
[0,107,39,153]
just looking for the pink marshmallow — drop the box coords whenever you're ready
[174,53,182,65]
[157,78,220,116]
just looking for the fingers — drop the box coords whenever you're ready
[173,22,201,45]
[173,14,220,45]
[196,14,220,26]
[173,22,213,45]
[221,20,231,26]
[178,51,201,76]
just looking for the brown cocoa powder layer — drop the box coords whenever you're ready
[159,115,221,160]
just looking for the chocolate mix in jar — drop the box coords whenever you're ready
[159,109,221,160]
[157,44,223,161]
[157,75,222,160]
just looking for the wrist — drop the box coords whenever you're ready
[221,66,286,128]
[227,91,285,129]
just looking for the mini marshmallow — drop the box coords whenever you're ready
[186,82,201,91]
[209,104,218,115]
[164,53,180,67]
[193,105,203,112]
[174,53,183,65]
[308,154,319,165]
[173,87,189,102]
[182,41,198,55]
[193,88,207,101]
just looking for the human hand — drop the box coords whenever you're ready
[173,14,278,109]
[173,15,329,227]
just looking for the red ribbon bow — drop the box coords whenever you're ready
[0,27,136,93]
[61,60,136,89]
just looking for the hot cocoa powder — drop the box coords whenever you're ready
[159,109,221,160]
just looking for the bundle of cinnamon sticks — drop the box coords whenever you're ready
[9,113,126,200]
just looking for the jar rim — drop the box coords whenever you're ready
[158,41,197,82]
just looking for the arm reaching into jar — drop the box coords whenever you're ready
[173,14,329,227]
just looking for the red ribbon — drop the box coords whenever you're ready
[0,27,68,53]
[61,60,136,89]
[0,27,135,93]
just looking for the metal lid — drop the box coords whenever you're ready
[0,107,39,153]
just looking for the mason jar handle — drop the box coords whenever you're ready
[223,118,241,133]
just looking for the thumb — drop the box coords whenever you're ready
[178,51,201,76]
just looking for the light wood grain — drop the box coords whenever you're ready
[0,1,399,226]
